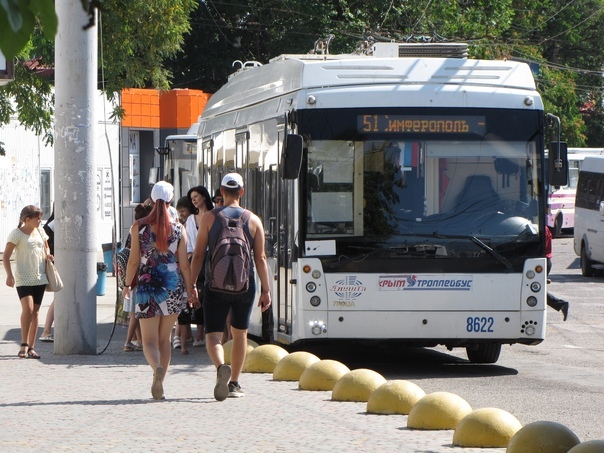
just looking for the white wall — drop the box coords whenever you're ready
[0,91,120,252]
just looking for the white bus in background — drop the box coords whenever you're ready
[574,155,604,276]
[546,148,604,237]
[194,42,565,363]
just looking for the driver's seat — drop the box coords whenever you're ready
[455,175,500,213]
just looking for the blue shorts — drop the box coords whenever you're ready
[203,278,256,333]
[16,285,46,305]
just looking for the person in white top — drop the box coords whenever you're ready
[3,205,50,359]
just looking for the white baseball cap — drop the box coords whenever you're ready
[221,173,244,188]
[151,181,174,203]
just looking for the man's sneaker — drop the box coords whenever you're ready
[228,382,245,398]
[172,336,181,349]
[214,364,231,401]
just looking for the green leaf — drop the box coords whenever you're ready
[0,0,24,31]
[0,0,36,59]
[28,0,58,40]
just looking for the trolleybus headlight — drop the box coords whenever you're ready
[526,270,535,279]
[530,282,541,292]
[306,282,317,292]
[526,296,538,307]
[309,320,325,335]
[310,296,321,307]
[525,325,536,335]
[312,270,322,279]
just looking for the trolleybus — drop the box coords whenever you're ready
[193,42,565,363]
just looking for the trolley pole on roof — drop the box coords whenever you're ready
[53,0,98,354]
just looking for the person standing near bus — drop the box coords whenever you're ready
[190,173,272,401]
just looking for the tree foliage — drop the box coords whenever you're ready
[2,0,604,147]
[99,0,197,99]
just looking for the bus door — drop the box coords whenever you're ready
[273,135,296,343]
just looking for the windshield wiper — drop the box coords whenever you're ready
[325,243,421,269]
[433,232,513,269]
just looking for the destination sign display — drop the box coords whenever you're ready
[358,115,486,135]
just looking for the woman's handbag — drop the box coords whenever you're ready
[40,227,63,292]
[45,259,64,292]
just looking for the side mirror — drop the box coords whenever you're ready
[281,134,303,180]
[548,141,568,187]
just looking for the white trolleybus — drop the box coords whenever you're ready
[193,42,567,363]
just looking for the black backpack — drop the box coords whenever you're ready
[209,208,252,294]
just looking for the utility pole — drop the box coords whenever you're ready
[53,0,98,354]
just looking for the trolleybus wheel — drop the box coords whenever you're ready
[553,214,563,238]
[581,244,596,277]
[465,343,501,364]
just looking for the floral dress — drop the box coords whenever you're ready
[135,222,187,319]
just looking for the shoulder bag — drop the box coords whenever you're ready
[40,228,63,292]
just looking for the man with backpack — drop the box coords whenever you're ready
[190,173,272,401]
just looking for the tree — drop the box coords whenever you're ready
[0,0,197,155]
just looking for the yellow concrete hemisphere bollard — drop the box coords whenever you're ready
[331,369,387,402]
[298,359,351,391]
[568,440,604,452]
[407,392,472,430]
[366,380,426,415]
[222,339,255,364]
[452,407,522,448]
[242,344,289,373]
[273,351,320,381]
[506,421,580,453]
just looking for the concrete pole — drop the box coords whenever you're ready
[53,0,98,354]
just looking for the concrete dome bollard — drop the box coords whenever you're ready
[407,392,472,430]
[506,421,580,453]
[331,369,387,402]
[273,351,320,381]
[299,359,350,391]
[366,380,426,415]
[568,440,604,452]
[243,344,289,373]
[223,339,255,365]
[452,408,522,448]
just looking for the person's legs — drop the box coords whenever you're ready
[40,300,54,339]
[203,288,234,401]
[27,302,41,350]
[139,317,161,369]
[221,309,233,344]
[124,313,139,350]
[180,321,189,354]
[140,315,176,400]
[547,292,570,321]
[19,295,35,347]
[158,313,178,371]
[229,326,248,383]
[172,323,181,349]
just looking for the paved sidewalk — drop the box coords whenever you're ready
[0,266,505,453]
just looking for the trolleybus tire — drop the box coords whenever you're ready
[465,343,501,364]
[553,215,563,238]
[581,244,595,277]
